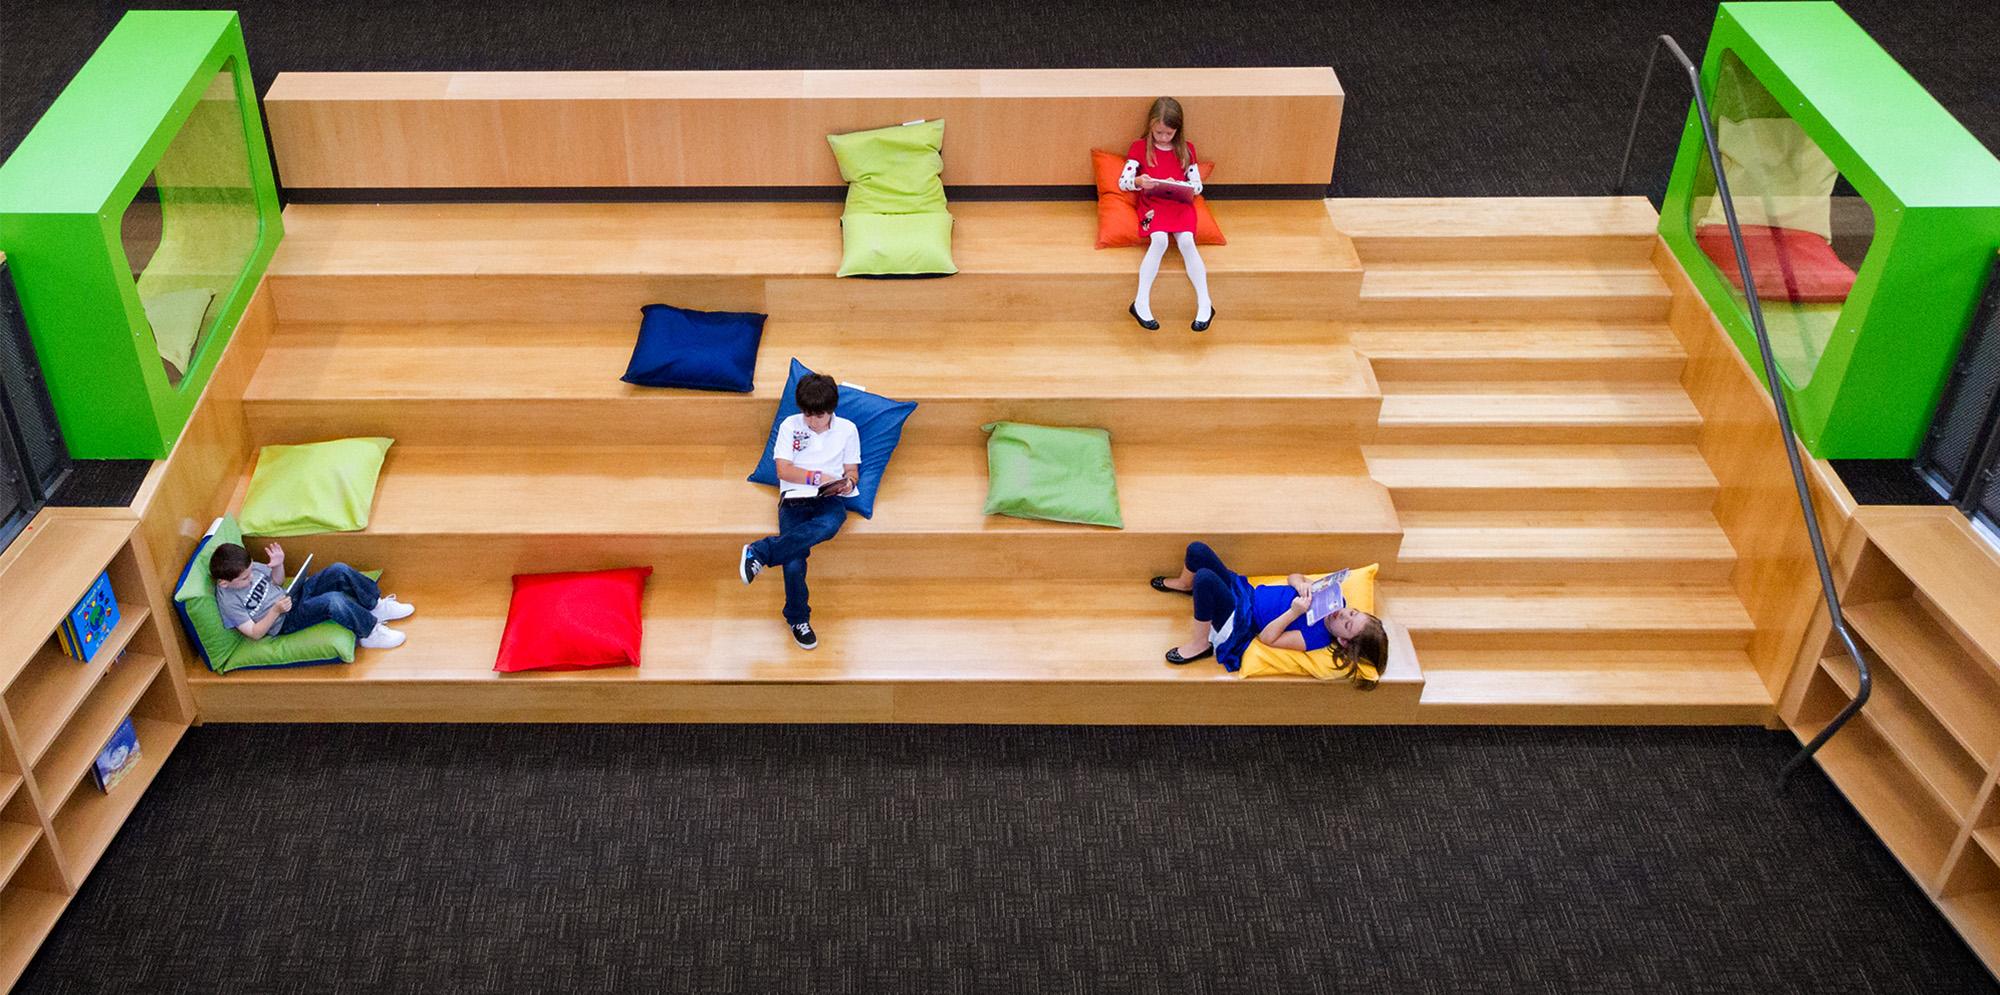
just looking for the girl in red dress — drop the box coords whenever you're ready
[1120,96,1215,331]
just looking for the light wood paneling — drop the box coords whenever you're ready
[241,319,1377,447]
[265,68,1344,188]
[1327,196,1660,263]
[226,441,1404,583]
[265,200,1361,323]
[188,576,1418,724]
[1653,239,1857,698]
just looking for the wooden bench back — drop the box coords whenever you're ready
[264,68,1343,191]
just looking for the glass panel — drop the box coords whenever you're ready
[1688,51,1875,390]
[119,62,259,387]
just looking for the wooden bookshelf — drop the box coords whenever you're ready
[0,510,193,989]
[1784,506,2000,978]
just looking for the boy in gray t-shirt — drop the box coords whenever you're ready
[210,541,414,649]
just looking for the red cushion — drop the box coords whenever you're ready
[1090,149,1225,249]
[1695,224,1857,303]
[494,567,651,672]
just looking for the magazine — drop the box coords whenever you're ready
[1306,569,1350,626]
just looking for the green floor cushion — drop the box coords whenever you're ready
[237,437,394,537]
[837,212,958,278]
[141,287,214,372]
[827,119,948,215]
[827,119,955,277]
[981,421,1124,529]
[171,516,380,673]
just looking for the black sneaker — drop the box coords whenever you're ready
[739,545,763,585]
[789,621,818,650]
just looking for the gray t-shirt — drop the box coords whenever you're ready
[216,563,286,631]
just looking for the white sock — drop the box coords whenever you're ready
[1134,231,1169,321]
[1177,232,1212,320]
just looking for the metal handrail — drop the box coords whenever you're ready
[1615,35,1870,788]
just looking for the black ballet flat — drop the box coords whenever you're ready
[1150,576,1192,596]
[1165,646,1215,665]
[1192,307,1216,332]
[1129,303,1160,331]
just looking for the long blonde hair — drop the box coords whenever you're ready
[1141,96,1190,171]
[1333,612,1390,691]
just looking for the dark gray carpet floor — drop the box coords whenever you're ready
[16,724,1997,994]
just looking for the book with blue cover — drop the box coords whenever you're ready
[57,571,119,662]
[92,717,141,793]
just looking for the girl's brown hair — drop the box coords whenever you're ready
[1141,96,1190,172]
[1335,613,1390,691]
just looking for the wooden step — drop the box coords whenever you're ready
[1326,197,1660,264]
[1355,264,1671,320]
[1414,648,1771,724]
[1380,585,1754,650]
[1390,511,1738,585]
[267,200,1362,323]
[242,320,1379,446]
[184,576,1424,724]
[1362,444,1718,511]
[1373,383,1701,443]
[235,443,1404,582]
[1351,322,1686,381]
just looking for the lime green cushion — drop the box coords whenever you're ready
[237,437,394,537]
[142,288,214,372]
[981,421,1124,529]
[171,516,378,674]
[827,119,948,215]
[837,212,958,278]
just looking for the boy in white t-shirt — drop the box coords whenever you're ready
[739,373,861,650]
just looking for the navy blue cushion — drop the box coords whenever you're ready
[748,358,918,520]
[621,303,766,393]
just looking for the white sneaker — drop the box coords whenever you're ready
[371,595,415,622]
[358,623,406,649]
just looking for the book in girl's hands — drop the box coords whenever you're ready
[92,717,141,793]
[1306,569,1350,626]
[1146,178,1198,202]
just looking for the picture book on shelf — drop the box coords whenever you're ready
[57,571,119,662]
[92,717,141,793]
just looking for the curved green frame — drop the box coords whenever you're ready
[0,11,282,459]
[1659,2,2000,458]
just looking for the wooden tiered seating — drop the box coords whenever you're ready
[188,69,1421,722]
[1329,197,1772,724]
[179,72,1777,725]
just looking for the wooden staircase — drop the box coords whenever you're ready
[1332,198,1770,723]
[187,196,1775,725]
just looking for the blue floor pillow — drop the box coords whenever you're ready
[621,303,767,393]
[747,358,917,519]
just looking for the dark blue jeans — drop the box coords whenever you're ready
[274,563,381,639]
[750,497,849,625]
[1184,541,1238,625]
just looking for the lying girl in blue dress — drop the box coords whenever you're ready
[1151,541,1388,678]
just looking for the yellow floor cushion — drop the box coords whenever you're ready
[1235,563,1379,682]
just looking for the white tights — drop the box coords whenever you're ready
[1133,231,1212,323]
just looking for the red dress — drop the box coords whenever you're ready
[1126,139,1199,235]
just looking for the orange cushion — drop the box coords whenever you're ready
[1090,149,1225,249]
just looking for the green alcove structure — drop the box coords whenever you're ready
[0,11,282,459]
[1660,2,2000,458]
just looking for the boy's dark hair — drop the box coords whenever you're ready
[795,373,839,415]
[208,542,252,582]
